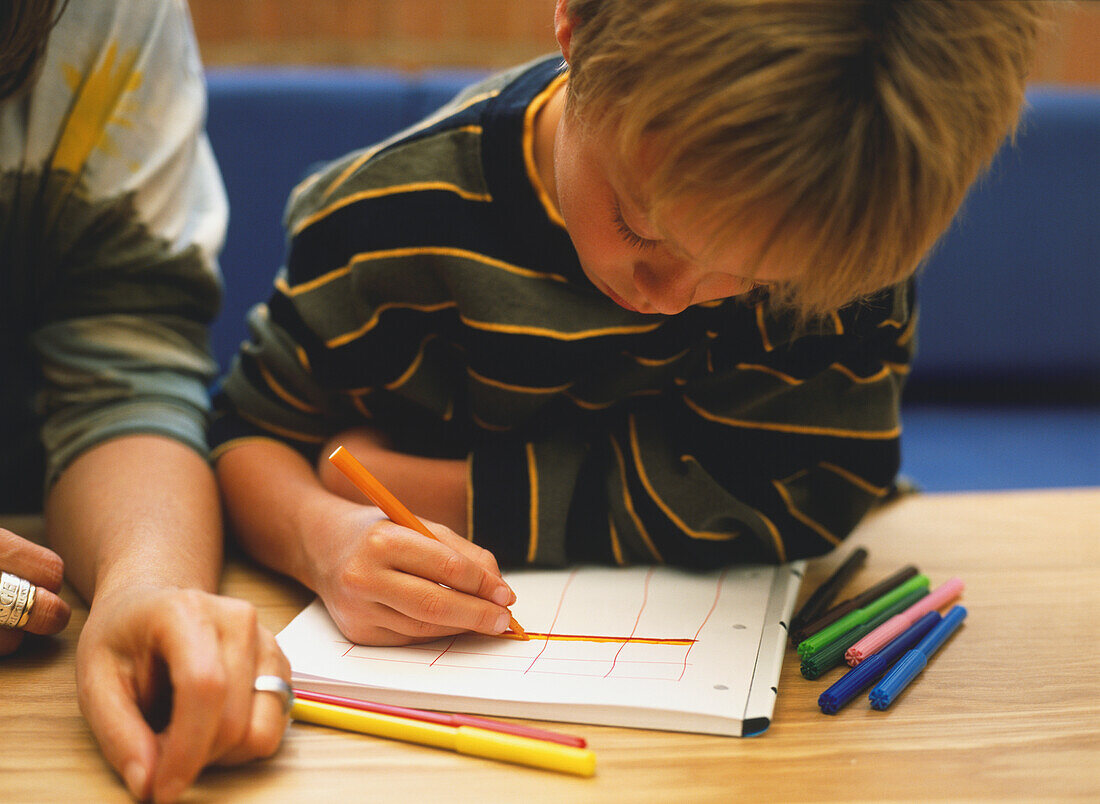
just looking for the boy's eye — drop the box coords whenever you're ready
[612,199,660,251]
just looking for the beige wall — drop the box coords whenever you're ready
[190,0,1100,85]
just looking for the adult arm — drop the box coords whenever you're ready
[20,2,290,800]
[46,435,289,803]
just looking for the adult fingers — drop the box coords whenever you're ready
[0,528,64,591]
[77,649,159,802]
[20,585,71,635]
[148,600,228,803]
[215,628,291,765]
[0,627,24,656]
[204,599,260,763]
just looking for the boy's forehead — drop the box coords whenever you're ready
[596,128,661,210]
[578,112,803,283]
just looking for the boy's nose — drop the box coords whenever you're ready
[632,259,697,315]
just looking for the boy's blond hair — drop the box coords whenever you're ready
[564,0,1050,315]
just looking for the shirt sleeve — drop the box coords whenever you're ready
[24,0,226,487]
[469,283,916,568]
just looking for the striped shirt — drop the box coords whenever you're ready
[211,56,915,569]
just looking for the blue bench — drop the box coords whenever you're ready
[205,69,1100,492]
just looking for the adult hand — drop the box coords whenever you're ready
[309,504,516,647]
[0,527,72,655]
[75,585,290,803]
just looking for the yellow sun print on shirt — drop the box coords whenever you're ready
[54,41,144,177]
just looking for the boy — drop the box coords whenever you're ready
[213,1,1047,646]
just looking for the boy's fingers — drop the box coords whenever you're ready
[21,585,72,636]
[349,601,467,644]
[386,572,512,636]
[391,535,514,608]
[427,524,505,578]
[0,528,65,592]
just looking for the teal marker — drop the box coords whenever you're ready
[797,574,930,657]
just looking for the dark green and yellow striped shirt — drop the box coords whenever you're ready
[211,56,915,569]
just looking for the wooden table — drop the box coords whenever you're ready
[3,488,1098,802]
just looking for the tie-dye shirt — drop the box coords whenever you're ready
[0,0,225,507]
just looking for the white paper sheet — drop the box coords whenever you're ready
[278,563,803,736]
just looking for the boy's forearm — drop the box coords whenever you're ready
[44,435,223,601]
[217,439,358,590]
[318,429,468,536]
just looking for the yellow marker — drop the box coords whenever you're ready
[291,698,596,777]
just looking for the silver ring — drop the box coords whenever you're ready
[253,675,294,714]
[0,572,35,630]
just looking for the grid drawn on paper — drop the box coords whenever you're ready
[329,566,730,682]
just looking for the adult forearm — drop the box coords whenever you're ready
[44,435,223,602]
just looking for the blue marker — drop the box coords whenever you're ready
[869,605,967,710]
[818,610,941,714]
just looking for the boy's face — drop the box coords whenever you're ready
[551,106,797,316]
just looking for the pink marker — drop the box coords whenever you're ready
[845,577,964,666]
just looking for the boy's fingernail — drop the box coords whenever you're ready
[494,612,511,633]
[122,761,148,800]
[491,585,515,606]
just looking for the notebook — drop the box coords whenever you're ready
[277,562,803,737]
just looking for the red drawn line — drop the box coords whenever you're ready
[424,649,693,665]
[604,567,653,678]
[344,655,436,667]
[430,664,686,680]
[429,634,460,667]
[523,669,685,681]
[678,567,727,681]
[523,567,577,675]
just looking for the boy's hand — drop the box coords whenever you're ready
[309,505,517,646]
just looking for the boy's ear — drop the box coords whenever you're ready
[554,0,576,64]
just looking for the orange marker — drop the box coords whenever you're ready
[328,446,528,639]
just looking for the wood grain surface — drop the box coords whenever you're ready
[3,488,1098,802]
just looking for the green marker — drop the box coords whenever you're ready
[800,587,929,679]
[798,574,930,657]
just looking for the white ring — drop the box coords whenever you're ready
[0,572,34,630]
[253,675,294,714]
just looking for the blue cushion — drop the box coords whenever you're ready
[900,404,1100,490]
[911,88,1100,389]
[205,68,471,371]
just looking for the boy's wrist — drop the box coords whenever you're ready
[292,488,373,592]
